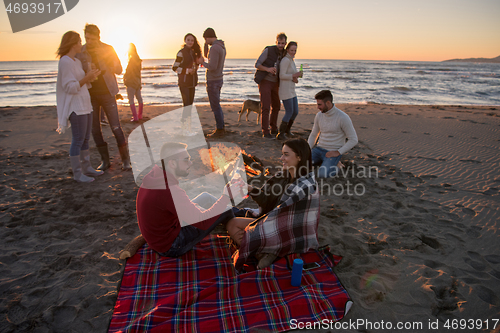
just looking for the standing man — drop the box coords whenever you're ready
[77,24,131,171]
[197,28,226,138]
[308,90,358,178]
[255,33,287,139]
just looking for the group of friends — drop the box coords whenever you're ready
[55,24,359,267]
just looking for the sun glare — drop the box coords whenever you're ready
[101,27,139,69]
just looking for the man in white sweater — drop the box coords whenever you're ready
[307,90,358,178]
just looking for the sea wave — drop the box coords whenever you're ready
[391,86,414,92]
[0,81,55,86]
[142,65,171,70]
[150,83,178,89]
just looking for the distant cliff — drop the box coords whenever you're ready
[443,56,500,63]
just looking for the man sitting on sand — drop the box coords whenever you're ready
[136,142,246,257]
[308,90,358,178]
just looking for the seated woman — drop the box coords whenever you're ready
[226,138,320,272]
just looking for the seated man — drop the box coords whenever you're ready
[136,142,245,257]
[307,90,358,178]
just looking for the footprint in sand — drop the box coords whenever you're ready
[424,132,431,135]
[482,187,498,196]
[379,128,387,131]
[475,285,500,306]
[463,257,486,271]
[484,254,500,264]
[420,235,441,249]
[462,207,476,216]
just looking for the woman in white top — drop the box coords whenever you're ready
[56,31,102,182]
[277,41,302,140]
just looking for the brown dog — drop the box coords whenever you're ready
[238,100,261,124]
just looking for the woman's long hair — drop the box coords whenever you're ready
[183,33,202,59]
[56,31,80,58]
[282,138,312,179]
[128,43,141,61]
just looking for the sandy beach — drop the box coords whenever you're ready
[1,103,499,332]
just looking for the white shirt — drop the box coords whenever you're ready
[56,56,93,133]
[307,105,358,155]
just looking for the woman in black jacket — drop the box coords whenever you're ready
[172,33,202,136]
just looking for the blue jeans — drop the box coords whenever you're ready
[312,146,343,178]
[69,112,92,156]
[126,86,143,106]
[206,79,224,129]
[160,206,238,257]
[90,94,126,147]
[282,96,299,123]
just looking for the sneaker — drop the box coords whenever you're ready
[262,133,275,139]
[207,128,226,138]
[270,129,278,135]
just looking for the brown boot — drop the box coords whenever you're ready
[207,127,226,138]
[118,144,132,170]
[256,253,278,269]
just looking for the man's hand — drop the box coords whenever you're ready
[85,69,100,83]
[267,66,277,75]
[196,57,204,65]
[325,150,340,158]
[226,218,251,247]
[223,178,245,198]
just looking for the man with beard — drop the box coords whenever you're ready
[308,90,358,178]
[254,33,287,138]
[136,142,246,257]
[77,24,130,171]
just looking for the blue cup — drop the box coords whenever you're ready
[291,259,303,286]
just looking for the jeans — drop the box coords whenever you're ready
[258,79,280,134]
[90,94,126,148]
[69,112,92,156]
[126,86,143,106]
[206,79,224,129]
[160,205,238,258]
[312,146,343,178]
[282,96,298,123]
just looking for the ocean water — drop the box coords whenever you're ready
[1,59,499,107]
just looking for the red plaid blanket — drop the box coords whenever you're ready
[109,235,351,333]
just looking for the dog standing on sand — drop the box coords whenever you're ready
[238,100,261,124]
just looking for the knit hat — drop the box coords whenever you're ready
[203,28,217,38]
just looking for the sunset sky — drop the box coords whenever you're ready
[0,0,499,62]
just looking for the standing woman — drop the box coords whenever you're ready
[123,43,143,122]
[56,31,103,182]
[172,33,202,136]
[277,41,303,140]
